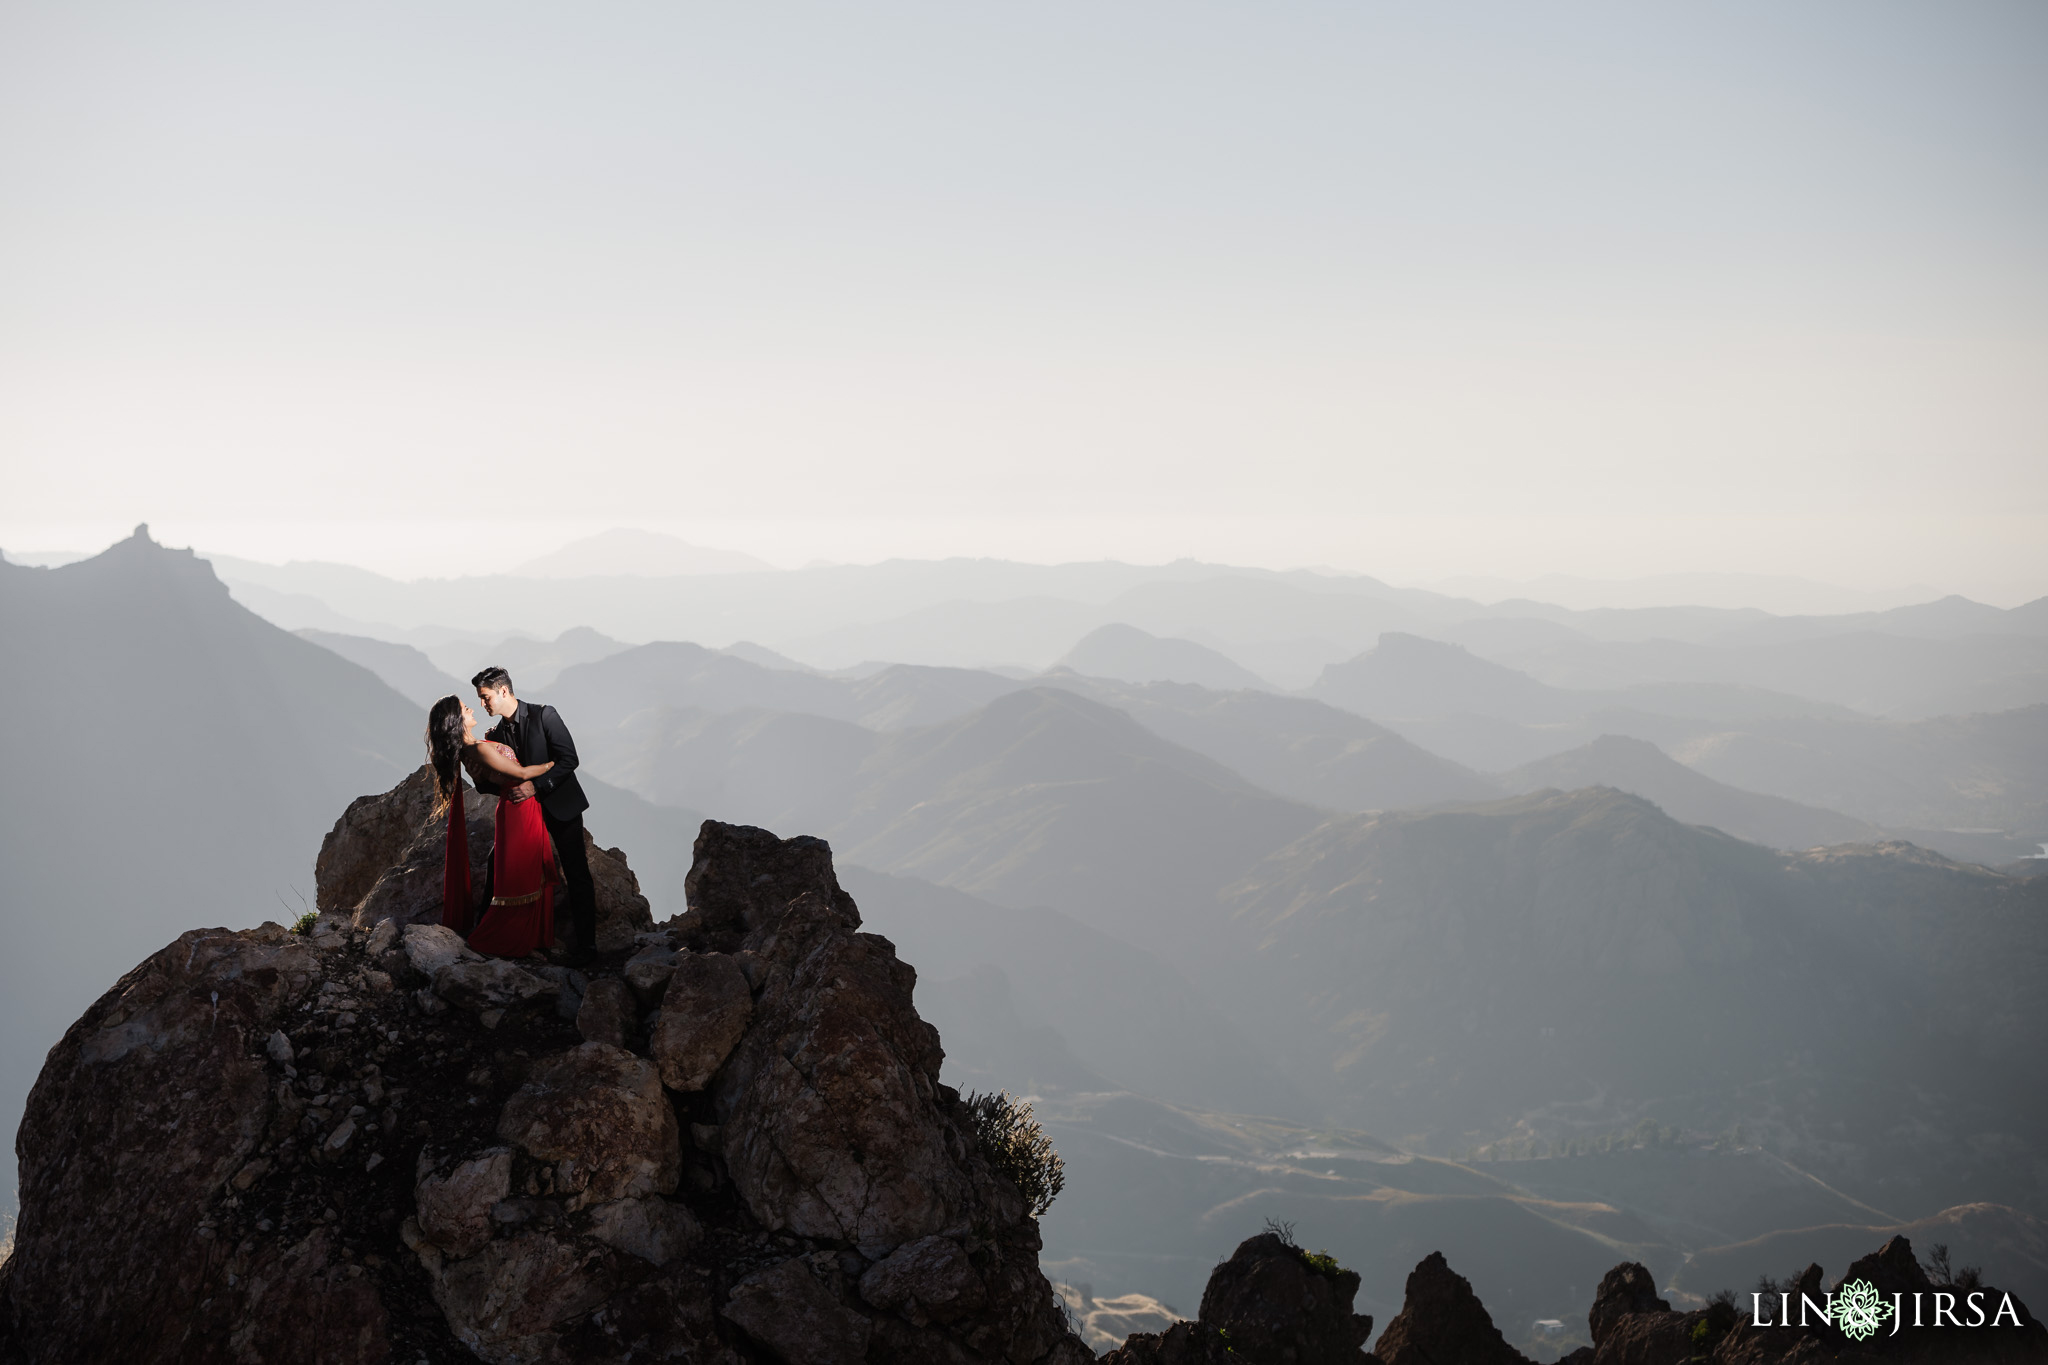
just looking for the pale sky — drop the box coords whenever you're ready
[2,2,2044,600]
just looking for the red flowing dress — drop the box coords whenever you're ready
[442,743,559,958]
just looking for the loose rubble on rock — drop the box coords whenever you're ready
[2,764,2046,1364]
[0,768,1090,1365]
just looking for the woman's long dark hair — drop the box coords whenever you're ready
[426,696,465,805]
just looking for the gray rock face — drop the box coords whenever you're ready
[682,820,848,934]
[414,1149,513,1258]
[403,921,480,977]
[622,944,679,1005]
[319,764,495,929]
[585,1195,701,1267]
[717,899,975,1254]
[431,1229,613,1365]
[433,958,558,1012]
[575,975,632,1048]
[495,1042,680,1211]
[860,1234,989,1326]
[0,924,392,1364]
[722,1256,873,1365]
[0,811,1089,1365]
[586,833,655,952]
[649,952,753,1092]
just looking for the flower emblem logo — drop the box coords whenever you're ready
[1833,1279,1894,1342]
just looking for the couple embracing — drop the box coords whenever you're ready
[423,667,597,964]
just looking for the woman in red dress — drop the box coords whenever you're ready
[427,696,562,959]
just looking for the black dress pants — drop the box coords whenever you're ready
[543,810,597,952]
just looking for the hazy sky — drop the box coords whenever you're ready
[2,2,2044,599]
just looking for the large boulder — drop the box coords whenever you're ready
[318,764,495,929]
[434,958,559,1013]
[1103,1231,1373,1365]
[313,764,653,949]
[495,1042,680,1210]
[681,821,848,935]
[0,805,1090,1365]
[860,1234,990,1327]
[721,1256,873,1365]
[713,887,975,1253]
[414,1149,513,1259]
[585,834,654,952]
[0,924,388,1364]
[649,952,752,1092]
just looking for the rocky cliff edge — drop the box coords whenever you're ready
[0,768,1090,1365]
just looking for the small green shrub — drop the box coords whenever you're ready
[1263,1217,1348,1278]
[964,1091,1064,1217]
[1299,1248,1347,1278]
[291,911,319,936]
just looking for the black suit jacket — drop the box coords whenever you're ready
[481,699,590,822]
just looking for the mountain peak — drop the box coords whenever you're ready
[1311,631,1567,722]
[1056,623,1274,692]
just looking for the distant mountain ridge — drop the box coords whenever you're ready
[1054,622,1276,691]
[1217,787,2048,1217]
[1499,734,1884,851]
[297,628,460,706]
[297,605,2047,860]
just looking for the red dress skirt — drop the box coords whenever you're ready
[443,745,558,958]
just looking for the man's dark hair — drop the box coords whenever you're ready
[471,666,514,694]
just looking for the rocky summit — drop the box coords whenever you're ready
[0,769,1090,1365]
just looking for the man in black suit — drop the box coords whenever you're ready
[471,666,597,962]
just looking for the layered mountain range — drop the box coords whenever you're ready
[3,528,2045,1359]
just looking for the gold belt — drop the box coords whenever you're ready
[490,889,545,907]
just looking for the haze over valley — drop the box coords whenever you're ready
[5,527,2044,1355]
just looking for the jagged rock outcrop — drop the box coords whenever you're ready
[1103,1231,1375,1364]
[1362,1239,2047,1365]
[1372,1251,1530,1365]
[1586,1261,1669,1347]
[318,763,494,926]
[0,812,1090,1365]
[315,763,651,951]
[1552,1258,1731,1365]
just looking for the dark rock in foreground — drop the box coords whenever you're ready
[0,798,1089,1365]
[1103,1230,1373,1364]
[1372,1250,1531,1365]
[1360,1240,2046,1365]
[1100,1225,2048,1365]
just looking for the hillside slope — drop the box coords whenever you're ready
[1219,789,2048,1217]
[1500,734,1883,850]
[0,527,422,1205]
